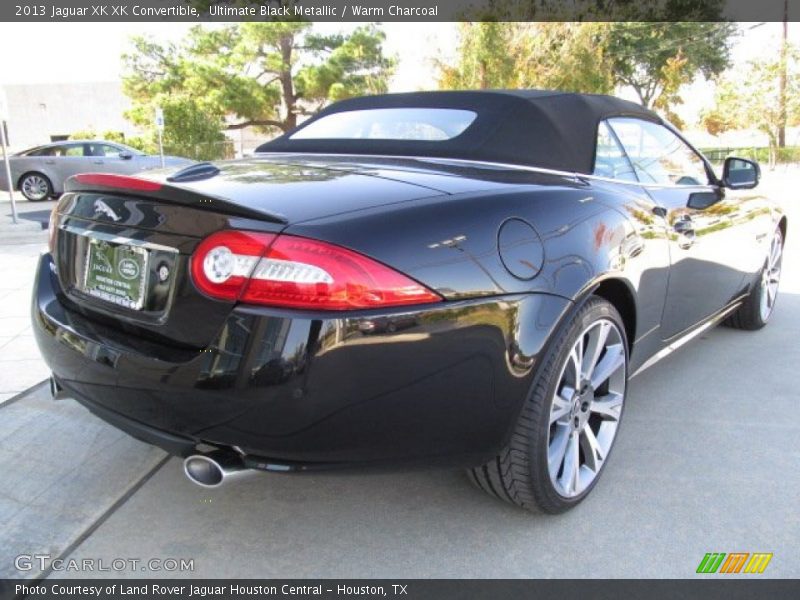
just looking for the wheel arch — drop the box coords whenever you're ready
[17,170,53,189]
[588,277,637,354]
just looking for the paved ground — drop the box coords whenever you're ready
[0,170,797,579]
[0,196,52,404]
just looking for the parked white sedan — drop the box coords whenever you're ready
[0,140,194,201]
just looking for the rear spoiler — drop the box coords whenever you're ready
[64,173,288,225]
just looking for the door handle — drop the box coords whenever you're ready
[674,217,695,249]
[93,160,104,164]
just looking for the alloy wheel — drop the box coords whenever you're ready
[22,175,49,201]
[548,318,626,498]
[759,230,783,322]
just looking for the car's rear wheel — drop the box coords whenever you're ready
[725,227,783,331]
[19,172,53,202]
[469,296,628,513]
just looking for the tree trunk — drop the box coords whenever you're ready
[279,33,297,131]
[768,133,778,170]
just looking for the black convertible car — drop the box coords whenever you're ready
[34,91,785,513]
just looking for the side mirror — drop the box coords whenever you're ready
[118,151,133,160]
[722,157,759,190]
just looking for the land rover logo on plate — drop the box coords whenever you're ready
[118,258,140,280]
[93,199,121,222]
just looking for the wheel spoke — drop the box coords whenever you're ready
[558,433,580,495]
[550,394,571,424]
[558,385,576,402]
[548,424,570,478]
[580,424,604,472]
[590,392,623,421]
[770,238,781,266]
[583,321,610,381]
[590,343,625,389]
[569,338,583,387]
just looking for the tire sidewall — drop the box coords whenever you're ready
[757,227,784,326]
[530,296,629,512]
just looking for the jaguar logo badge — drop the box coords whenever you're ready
[93,199,121,222]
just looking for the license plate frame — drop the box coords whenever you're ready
[81,238,150,311]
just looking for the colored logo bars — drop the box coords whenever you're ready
[696,552,773,574]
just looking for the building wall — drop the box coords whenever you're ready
[2,82,140,152]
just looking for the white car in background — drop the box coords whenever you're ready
[0,140,194,201]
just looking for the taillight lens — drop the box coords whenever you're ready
[190,231,442,310]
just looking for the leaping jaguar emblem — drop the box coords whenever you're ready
[93,199,121,222]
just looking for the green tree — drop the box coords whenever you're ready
[439,21,735,118]
[123,22,394,142]
[605,22,736,109]
[443,0,734,116]
[438,23,517,89]
[438,22,613,93]
[701,45,800,168]
[125,98,232,160]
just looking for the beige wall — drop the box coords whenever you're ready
[2,82,140,152]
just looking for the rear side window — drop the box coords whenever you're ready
[607,118,708,186]
[593,121,637,182]
[26,146,56,157]
[290,108,478,141]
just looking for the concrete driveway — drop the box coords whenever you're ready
[1,171,798,579]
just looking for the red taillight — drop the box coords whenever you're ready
[73,173,163,192]
[190,231,442,310]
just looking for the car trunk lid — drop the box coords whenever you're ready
[52,161,450,349]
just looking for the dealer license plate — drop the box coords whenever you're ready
[82,238,149,310]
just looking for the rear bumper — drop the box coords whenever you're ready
[33,252,570,468]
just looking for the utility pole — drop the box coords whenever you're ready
[155,107,165,168]
[778,0,788,148]
[0,89,17,225]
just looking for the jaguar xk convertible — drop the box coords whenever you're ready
[33,91,785,513]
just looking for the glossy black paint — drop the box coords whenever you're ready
[34,151,785,469]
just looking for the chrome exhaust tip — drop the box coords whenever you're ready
[183,450,249,488]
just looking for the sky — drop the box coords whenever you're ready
[0,21,796,130]
[0,22,460,92]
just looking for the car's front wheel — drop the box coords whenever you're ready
[19,172,53,202]
[469,296,628,513]
[725,227,783,331]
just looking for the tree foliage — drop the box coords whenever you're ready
[438,23,614,93]
[701,44,800,168]
[123,21,395,147]
[605,22,736,109]
[438,18,736,118]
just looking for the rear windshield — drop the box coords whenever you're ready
[290,108,478,142]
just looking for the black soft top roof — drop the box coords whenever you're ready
[256,90,662,174]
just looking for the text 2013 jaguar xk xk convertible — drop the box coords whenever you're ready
[33,91,785,513]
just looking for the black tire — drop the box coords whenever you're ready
[19,172,53,202]
[725,227,783,331]
[469,296,629,513]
